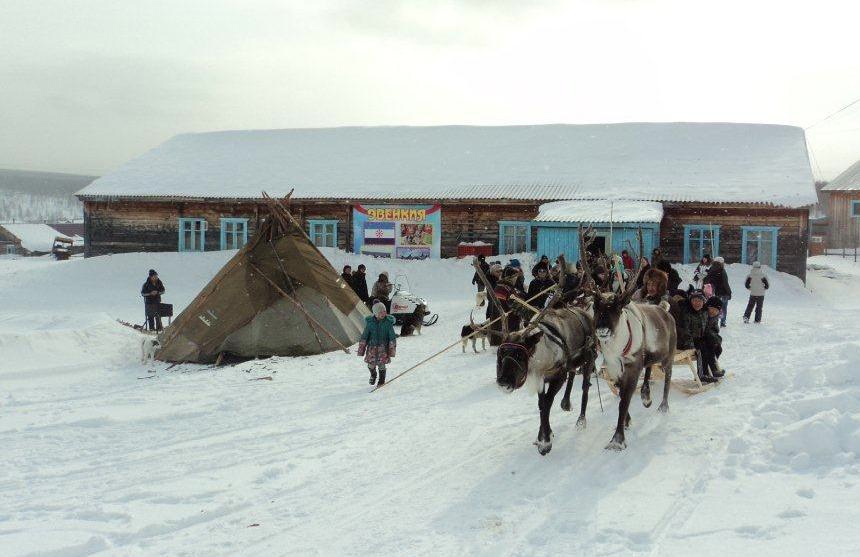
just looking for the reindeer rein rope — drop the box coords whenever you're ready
[370,282,559,393]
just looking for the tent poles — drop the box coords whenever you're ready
[267,239,326,352]
[249,262,350,354]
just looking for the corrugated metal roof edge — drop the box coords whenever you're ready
[74,192,814,209]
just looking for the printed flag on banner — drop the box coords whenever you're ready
[363,221,396,245]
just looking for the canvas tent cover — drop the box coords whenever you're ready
[156,202,369,363]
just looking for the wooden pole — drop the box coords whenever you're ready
[371,282,559,393]
[249,262,351,354]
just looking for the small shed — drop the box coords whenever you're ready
[0,223,81,256]
[533,200,663,262]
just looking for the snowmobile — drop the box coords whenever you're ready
[389,274,439,326]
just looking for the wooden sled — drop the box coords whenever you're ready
[600,349,723,396]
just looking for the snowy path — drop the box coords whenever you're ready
[2,254,859,555]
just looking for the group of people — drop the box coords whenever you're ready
[470,249,771,384]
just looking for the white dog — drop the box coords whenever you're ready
[141,336,161,364]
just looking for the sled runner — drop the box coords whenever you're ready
[600,348,723,396]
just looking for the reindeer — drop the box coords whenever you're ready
[588,234,677,451]
[496,306,597,455]
[475,245,598,456]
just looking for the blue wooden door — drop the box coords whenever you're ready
[536,227,580,263]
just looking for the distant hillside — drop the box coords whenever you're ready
[0,169,96,222]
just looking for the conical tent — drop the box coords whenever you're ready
[156,195,369,363]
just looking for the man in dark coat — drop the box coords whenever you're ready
[526,267,555,308]
[531,255,550,278]
[141,269,166,331]
[472,254,491,294]
[351,264,370,304]
[704,257,732,327]
[341,265,354,291]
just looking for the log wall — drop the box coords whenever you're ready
[82,198,809,279]
[661,203,809,280]
[826,191,860,249]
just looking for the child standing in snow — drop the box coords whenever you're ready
[743,261,770,323]
[358,302,397,386]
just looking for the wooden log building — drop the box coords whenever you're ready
[76,123,816,279]
[821,158,860,250]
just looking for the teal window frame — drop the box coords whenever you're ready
[178,218,206,252]
[851,200,860,218]
[683,224,720,264]
[308,219,338,248]
[741,226,779,267]
[220,218,249,250]
[498,221,532,254]
[5,244,15,255]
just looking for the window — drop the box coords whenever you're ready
[683,224,720,264]
[308,220,338,248]
[178,218,206,252]
[742,226,779,268]
[220,218,248,250]
[852,200,860,218]
[499,221,531,254]
[4,244,15,255]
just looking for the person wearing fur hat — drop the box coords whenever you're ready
[743,261,770,323]
[704,256,732,327]
[632,268,668,305]
[141,269,166,331]
[357,302,397,386]
[676,289,717,383]
[656,260,682,292]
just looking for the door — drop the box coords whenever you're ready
[742,227,778,267]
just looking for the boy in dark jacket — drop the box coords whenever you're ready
[531,255,550,278]
[357,302,397,386]
[703,297,725,378]
[141,269,166,331]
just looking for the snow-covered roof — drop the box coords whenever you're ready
[821,159,860,191]
[77,123,816,207]
[535,200,664,223]
[0,224,74,252]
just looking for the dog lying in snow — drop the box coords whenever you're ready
[461,312,488,353]
[399,304,427,337]
[141,336,161,364]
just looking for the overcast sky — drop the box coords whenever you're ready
[1,0,859,180]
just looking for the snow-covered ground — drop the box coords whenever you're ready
[2,253,859,556]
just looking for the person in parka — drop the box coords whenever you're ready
[743,261,770,323]
[703,257,732,327]
[340,265,354,291]
[141,269,166,331]
[675,290,717,383]
[357,302,397,386]
[703,297,725,378]
[371,272,393,312]
[692,254,712,290]
[531,255,550,278]
[631,268,668,305]
[526,266,555,308]
[472,254,491,293]
[351,264,370,305]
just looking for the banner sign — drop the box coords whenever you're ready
[352,204,442,259]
